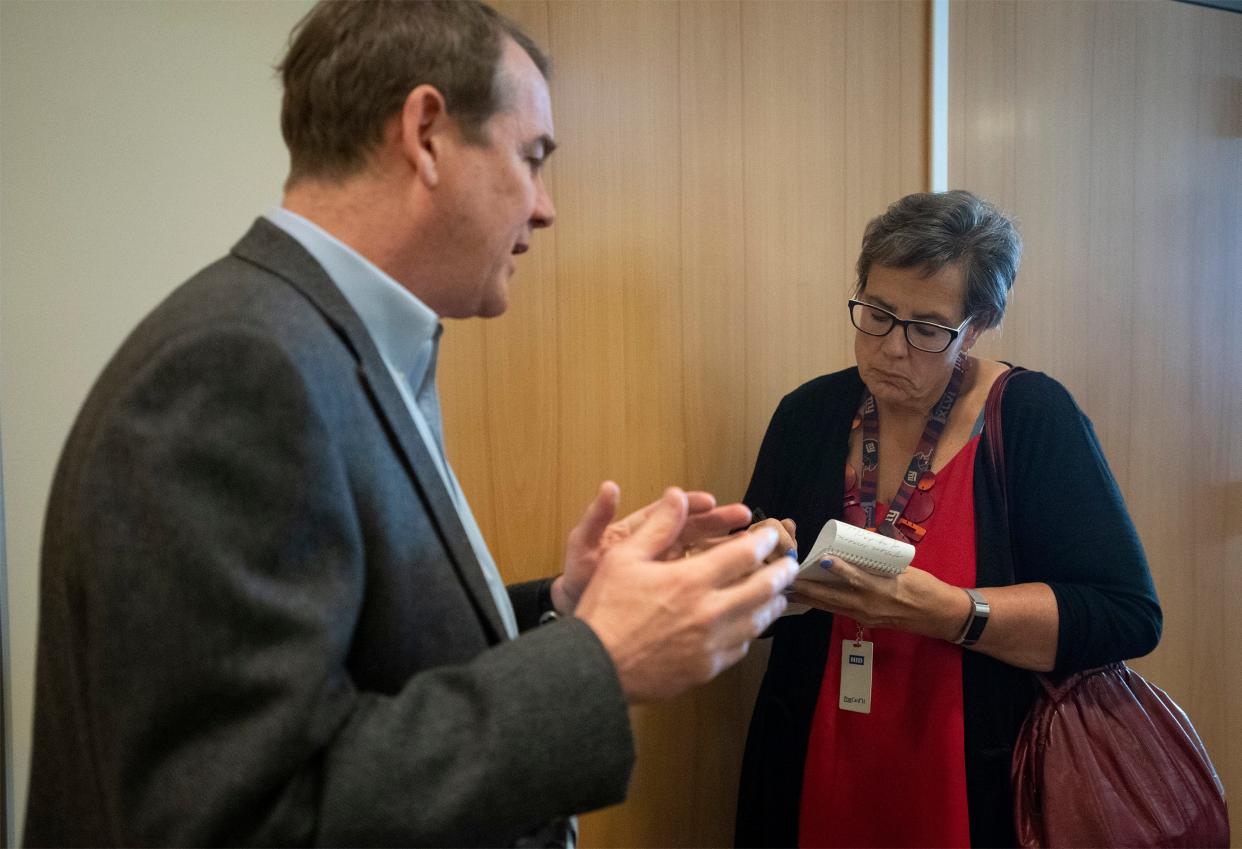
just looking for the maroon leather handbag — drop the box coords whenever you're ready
[984,368,1230,848]
[1011,664,1228,848]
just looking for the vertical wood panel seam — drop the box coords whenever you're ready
[1111,3,1136,482]
[677,2,689,496]
[543,0,561,532]
[736,0,748,480]
[1189,0,1210,714]
[480,297,495,536]
[963,1,971,191]
[1008,1,1018,209]
[674,12,697,843]
[548,0,561,558]
[1125,3,1139,487]
[842,2,852,324]
[1084,1,1099,442]
[739,1,752,467]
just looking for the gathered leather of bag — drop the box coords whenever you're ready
[1011,663,1229,848]
[983,368,1230,849]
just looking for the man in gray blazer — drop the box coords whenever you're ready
[24,2,795,846]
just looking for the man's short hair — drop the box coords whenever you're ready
[278,0,549,186]
[854,190,1022,330]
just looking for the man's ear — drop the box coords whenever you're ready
[398,84,449,188]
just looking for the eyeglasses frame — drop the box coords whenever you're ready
[847,298,972,354]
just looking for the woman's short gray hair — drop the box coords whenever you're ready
[854,190,1022,330]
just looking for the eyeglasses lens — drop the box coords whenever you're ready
[905,323,951,353]
[850,303,952,353]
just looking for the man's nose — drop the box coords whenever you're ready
[532,179,555,229]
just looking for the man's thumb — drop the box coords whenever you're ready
[619,487,688,559]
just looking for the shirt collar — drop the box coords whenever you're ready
[264,206,440,383]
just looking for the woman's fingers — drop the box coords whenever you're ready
[749,517,797,563]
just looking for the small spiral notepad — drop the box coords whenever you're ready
[798,520,915,580]
[781,520,916,616]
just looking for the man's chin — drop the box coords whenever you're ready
[477,295,510,319]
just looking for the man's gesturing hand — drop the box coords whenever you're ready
[555,481,753,615]
[574,488,798,703]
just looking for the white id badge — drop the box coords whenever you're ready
[839,640,873,714]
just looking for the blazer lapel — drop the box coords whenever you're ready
[231,218,509,644]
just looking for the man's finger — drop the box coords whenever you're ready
[683,503,753,541]
[686,526,784,588]
[714,593,788,646]
[714,557,800,616]
[574,481,620,546]
[617,487,689,559]
[746,594,789,636]
[713,643,751,678]
[609,485,684,537]
[685,491,718,515]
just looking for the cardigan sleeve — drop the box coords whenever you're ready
[1001,373,1162,673]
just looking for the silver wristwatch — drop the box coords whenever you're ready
[954,587,990,646]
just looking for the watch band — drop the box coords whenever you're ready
[954,587,990,646]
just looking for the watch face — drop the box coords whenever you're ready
[964,601,989,644]
[957,589,989,645]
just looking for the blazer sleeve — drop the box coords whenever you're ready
[45,326,633,847]
[1002,373,1162,673]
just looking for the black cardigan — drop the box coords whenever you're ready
[734,367,1161,848]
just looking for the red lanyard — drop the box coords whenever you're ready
[858,354,968,537]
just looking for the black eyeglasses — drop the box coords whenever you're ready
[847,299,971,354]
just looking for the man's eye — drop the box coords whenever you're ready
[912,324,938,338]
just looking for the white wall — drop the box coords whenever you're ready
[0,1,312,838]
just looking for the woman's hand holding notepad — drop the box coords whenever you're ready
[781,520,915,615]
[798,520,914,579]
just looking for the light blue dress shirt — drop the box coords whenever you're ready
[265,207,519,639]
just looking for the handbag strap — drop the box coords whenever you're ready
[982,365,1044,691]
[985,367,1127,696]
[982,364,1026,514]
[978,364,1028,523]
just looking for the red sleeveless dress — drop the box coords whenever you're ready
[798,435,981,848]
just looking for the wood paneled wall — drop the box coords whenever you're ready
[439,2,929,845]
[950,0,1242,838]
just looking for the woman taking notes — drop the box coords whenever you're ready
[734,191,1161,848]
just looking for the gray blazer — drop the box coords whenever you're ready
[25,219,634,847]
